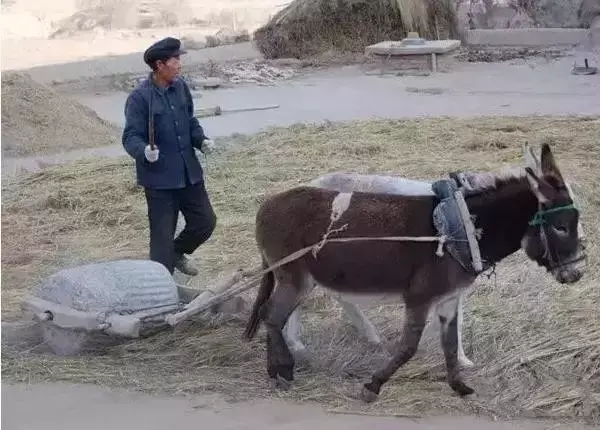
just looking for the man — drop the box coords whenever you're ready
[122,37,217,276]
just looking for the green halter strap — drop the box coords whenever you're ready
[529,204,577,227]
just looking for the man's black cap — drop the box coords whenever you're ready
[143,37,187,67]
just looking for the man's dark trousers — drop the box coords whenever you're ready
[144,180,216,274]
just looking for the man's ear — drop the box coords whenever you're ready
[525,166,554,204]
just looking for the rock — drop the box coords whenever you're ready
[205,28,251,48]
[180,36,206,51]
[197,77,222,89]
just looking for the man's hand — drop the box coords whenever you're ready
[201,139,216,154]
[145,144,159,162]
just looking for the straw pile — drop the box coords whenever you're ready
[1,72,120,157]
[253,0,460,59]
[2,116,599,424]
[578,0,600,27]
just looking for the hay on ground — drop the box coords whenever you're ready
[253,0,460,59]
[0,72,121,157]
[2,116,599,424]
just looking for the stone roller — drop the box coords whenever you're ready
[21,258,246,356]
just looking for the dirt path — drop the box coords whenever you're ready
[77,56,600,132]
[3,53,600,179]
[2,382,592,430]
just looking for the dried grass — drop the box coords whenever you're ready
[578,0,600,27]
[2,116,599,424]
[253,0,461,59]
[0,72,121,157]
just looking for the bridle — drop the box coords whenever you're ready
[528,203,586,271]
[528,203,576,228]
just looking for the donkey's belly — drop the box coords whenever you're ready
[304,241,430,294]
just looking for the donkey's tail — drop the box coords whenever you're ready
[243,255,274,341]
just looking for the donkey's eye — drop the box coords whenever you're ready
[553,225,568,235]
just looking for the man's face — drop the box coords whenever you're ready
[156,55,181,83]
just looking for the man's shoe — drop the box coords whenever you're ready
[174,254,198,276]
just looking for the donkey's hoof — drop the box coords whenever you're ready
[276,375,293,390]
[450,380,474,396]
[269,376,293,391]
[360,385,379,403]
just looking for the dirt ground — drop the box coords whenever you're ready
[2,383,594,430]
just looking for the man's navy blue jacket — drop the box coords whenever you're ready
[122,75,209,189]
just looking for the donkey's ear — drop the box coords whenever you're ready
[525,166,553,203]
[523,142,541,174]
[540,143,565,183]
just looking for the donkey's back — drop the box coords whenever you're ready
[309,172,434,196]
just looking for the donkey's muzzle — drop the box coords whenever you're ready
[553,252,587,284]
[556,268,583,284]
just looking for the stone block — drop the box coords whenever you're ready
[365,39,461,56]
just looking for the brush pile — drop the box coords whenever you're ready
[253,0,460,59]
[116,60,296,91]
[578,0,600,27]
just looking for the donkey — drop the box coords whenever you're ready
[243,143,586,401]
[283,159,586,370]
[283,172,476,369]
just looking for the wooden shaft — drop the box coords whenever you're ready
[166,270,246,326]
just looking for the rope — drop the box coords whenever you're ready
[242,233,449,293]
[167,233,450,325]
[312,222,348,258]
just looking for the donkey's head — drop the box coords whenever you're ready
[521,143,586,284]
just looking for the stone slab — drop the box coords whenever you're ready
[365,39,461,56]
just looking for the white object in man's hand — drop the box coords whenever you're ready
[145,144,159,162]
[201,139,216,154]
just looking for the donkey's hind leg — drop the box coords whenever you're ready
[283,308,308,359]
[331,292,382,346]
[284,288,382,358]
[361,303,429,403]
[261,270,314,388]
[437,292,475,396]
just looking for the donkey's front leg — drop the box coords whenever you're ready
[435,290,473,368]
[456,291,474,368]
[360,304,429,403]
[437,292,475,396]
